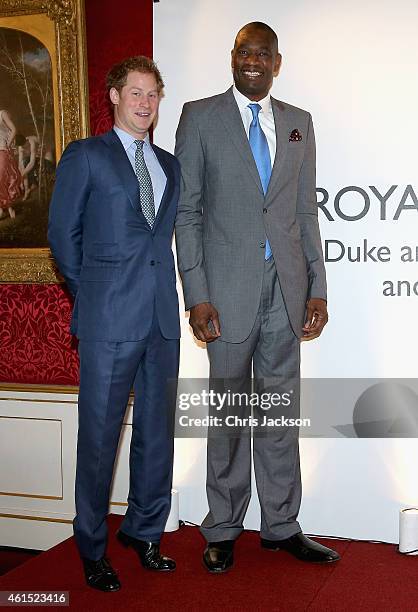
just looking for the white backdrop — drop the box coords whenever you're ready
[154,0,418,542]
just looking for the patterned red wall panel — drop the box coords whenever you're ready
[0,0,153,385]
[0,284,78,384]
[86,0,153,135]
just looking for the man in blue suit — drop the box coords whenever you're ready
[48,56,180,592]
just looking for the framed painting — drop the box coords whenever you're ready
[0,0,89,282]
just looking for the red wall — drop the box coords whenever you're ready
[0,0,153,385]
[86,0,153,135]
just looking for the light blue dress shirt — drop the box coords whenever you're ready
[113,126,167,214]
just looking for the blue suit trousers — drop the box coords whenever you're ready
[73,311,179,560]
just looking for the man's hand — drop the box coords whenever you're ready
[301,298,328,341]
[189,302,221,343]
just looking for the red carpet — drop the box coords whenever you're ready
[1,515,417,611]
[0,548,39,576]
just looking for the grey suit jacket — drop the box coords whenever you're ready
[175,86,326,343]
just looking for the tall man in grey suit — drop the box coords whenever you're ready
[175,22,340,571]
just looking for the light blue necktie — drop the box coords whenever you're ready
[248,103,272,260]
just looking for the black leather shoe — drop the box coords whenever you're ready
[116,530,176,571]
[261,532,340,563]
[203,540,235,573]
[82,557,121,592]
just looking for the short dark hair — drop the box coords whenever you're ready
[106,55,164,94]
[235,22,279,52]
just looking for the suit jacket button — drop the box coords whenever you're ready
[259,241,265,248]
[150,260,155,266]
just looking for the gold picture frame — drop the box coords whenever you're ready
[0,0,89,283]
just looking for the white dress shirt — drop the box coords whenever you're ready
[232,85,276,165]
[113,126,167,214]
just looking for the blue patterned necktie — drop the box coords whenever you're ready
[134,139,155,228]
[248,103,272,260]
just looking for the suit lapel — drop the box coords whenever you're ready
[266,97,288,199]
[218,88,264,195]
[218,89,289,197]
[151,143,174,230]
[101,129,148,224]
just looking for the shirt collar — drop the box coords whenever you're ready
[113,125,150,151]
[232,85,272,116]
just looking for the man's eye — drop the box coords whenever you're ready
[238,50,248,55]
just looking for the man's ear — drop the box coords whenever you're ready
[109,87,119,106]
[273,53,282,77]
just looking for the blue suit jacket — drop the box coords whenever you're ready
[48,129,180,341]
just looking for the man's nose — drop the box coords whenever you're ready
[245,53,260,68]
[245,53,261,65]
[138,95,150,107]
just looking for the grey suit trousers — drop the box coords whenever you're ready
[201,257,302,541]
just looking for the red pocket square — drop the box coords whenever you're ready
[289,129,302,142]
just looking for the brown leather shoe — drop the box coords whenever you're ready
[261,532,340,563]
